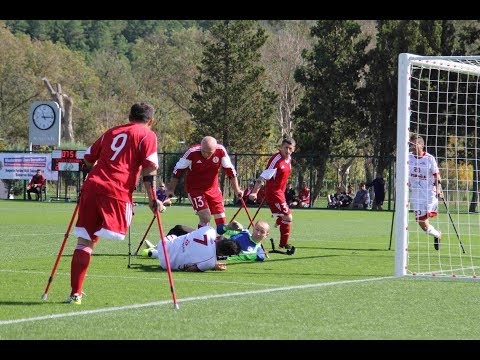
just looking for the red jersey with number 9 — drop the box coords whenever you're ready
[82,122,158,202]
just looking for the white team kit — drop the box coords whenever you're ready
[154,226,217,271]
[408,151,440,218]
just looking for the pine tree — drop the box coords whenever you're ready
[190,20,276,153]
[294,20,370,204]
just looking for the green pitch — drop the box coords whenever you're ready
[0,200,478,340]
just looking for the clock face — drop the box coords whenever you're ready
[32,104,56,130]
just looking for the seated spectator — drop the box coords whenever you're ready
[337,184,355,209]
[285,181,298,207]
[156,183,172,207]
[256,184,266,205]
[366,177,385,211]
[352,182,370,209]
[297,181,311,208]
[242,181,256,205]
[327,185,349,209]
[27,169,46,201]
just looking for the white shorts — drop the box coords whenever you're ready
[410,197,438,220]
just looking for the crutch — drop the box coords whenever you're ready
[248,198,265,230]
[41,202,80,300]
[133,215,156,256]
[151,185,180,310]
[128,226,132,268]
[388,199,395,251]
[229,202,243,223]
[441,196,466,254]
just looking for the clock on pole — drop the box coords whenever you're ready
[29,101,61,149]
[32,103,56,130]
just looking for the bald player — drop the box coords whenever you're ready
[166,136,243,233]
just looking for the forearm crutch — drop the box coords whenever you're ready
[151,186,180,310]
[239,197,255,229]
[441,196,466,254]
[41,202,80,300]
[229,202,243,223]
[248,198,265,230]
[133,215,156,256]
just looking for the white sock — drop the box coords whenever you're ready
[426,225,440,238]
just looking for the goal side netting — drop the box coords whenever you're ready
[396,53,480,280]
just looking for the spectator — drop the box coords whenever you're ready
[409,133,443,250]
[327,185,349,209]
[66,102,164,305]
[366,177,385,211]
[147,226,241,271]
[156,182,172,207]
[166,136,243,234]
[285,181,298,207]
[242,181,256,206]
[27,169,46,201]
[352,182,370,209]
[345,184,355,208]
[256,184,266,205]
[297,181,311,208]
[249,137,296,250]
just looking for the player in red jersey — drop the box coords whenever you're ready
[249,137,296,250]
[66,102,164,305]
[166,136,243,234]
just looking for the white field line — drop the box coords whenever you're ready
[0,276,394,326]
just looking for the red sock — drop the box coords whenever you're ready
[70,246,92,296]
[279,220,291,247]
[214,216,226,226]
[276,217,282,226]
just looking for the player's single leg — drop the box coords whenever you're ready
[67,238,93,304]
[70,193,132,303]
[415,204,441,250]
[188,192,212,228]
[205,188,227,234]
[266,196,293,249]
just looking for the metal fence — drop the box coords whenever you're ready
[2,151,395,210]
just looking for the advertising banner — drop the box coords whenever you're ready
[0,153,58,180]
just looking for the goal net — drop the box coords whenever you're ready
[396,53,480,279]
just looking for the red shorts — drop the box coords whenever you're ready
[187,187,225,215]
[73,189,133,242]
[266,193,291,217]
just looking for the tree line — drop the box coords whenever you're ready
[0,19,479,203]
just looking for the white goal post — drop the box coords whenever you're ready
[396,53,480,279]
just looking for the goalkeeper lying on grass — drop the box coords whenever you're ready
[218,220,270,262]
[141,220,270,262]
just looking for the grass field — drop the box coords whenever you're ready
[1,200,479,342]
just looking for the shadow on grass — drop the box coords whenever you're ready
[56,254,137,258]
[303,246,389,252]
[126,263,161,272]
[0,301,45,305]
[226,254,339,266]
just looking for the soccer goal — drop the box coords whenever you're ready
[396,53,480,279]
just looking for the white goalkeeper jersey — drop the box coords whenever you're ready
[155,226,217,271]
[408,151,440,205]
